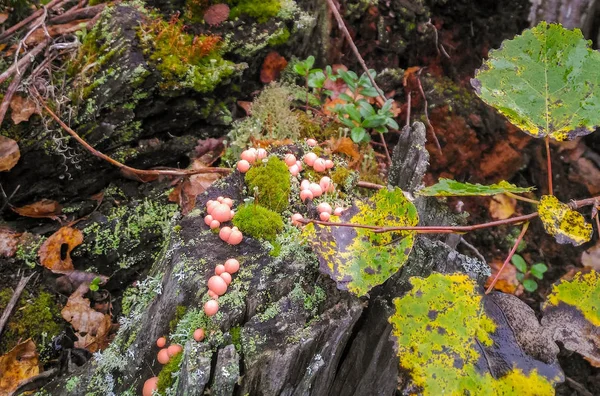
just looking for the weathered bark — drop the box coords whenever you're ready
[528,0,600,40]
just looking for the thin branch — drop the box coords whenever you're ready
[0,274,35,337]
[545,135,553,195]
[0,0,62,42]
[0,61,29,126]
[324,0,392,164]
[485,221,530,294]
[405,90,411,128]
[49,3,105,24]
[0,39,51,85]
[31,88,232,177]
[416,68,442,153]
[298,212,539,234]
[460,237,487,263]
[357,180,385,190]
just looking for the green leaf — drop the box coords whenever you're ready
[360,86,380,97]
[538,195,592,246]
[350,127,367,143]
[389,273,560,395]
[338,93,354,103]
[381,99,393,113]
[339,116,357,129]
[303,188,418,296]
[386,118,399,130]
[293,63,306,76]
[523,279,538,292]
[417,178,535,196]
[516,272,525,282]
[304,55,315,70]
[344,104,362,123]
[472,22,600,141]
[362,115,388,128]
[511,254,527,273]
[530,263,548,279]
[307,71,326,88]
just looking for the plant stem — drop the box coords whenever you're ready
[504,192,539,205]
[545,135,553,195]
[32,88,232,177]
[416,68,442,154]
[298,212,538,234]
[357,181,385,190]
[485,221,530,294]
[325,0,392,165]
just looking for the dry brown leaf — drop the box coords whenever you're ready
[0,136,20,172]
[581,240,600,271]
[485,259,522,295]
[260,51,287,84]
[9,95,38,124]
[38,227,83,273]
[327,137,361,165]
[0,227,21,258]
[0,13,9,24]
[61,284,112,353]
[0,339,39,395]
[249,136,294,148]
[12,199,62,219]
[489,194,516,220]
[237,101,252,116]
[169,160,220,215]
[119,168,159,183]
[194,137,224,165]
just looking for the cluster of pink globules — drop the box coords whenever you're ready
[142,338,185,395]
[205,197,243,245]
[236,147,267,173]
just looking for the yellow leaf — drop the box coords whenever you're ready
[538,195,592,246]
[0,339,39,395]
[489,194,516,220]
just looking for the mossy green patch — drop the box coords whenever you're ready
[267,27,291,46]
[169,306,187,333]
[544,270,600,326]
[232,203,284,242]
[245,156,290,213]
[157,351,183,393]
[389,273,555,395]
[0,290,64,360]
[227,0,281,23]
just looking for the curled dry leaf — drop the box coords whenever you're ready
[61,284,113,353]
[0,135,20,172]
[485,259,522,295]
[0,227,21,258]
[581,240,600,271]
[169,159,221,215]
[38,226,83,273]
[0,13,9,24]
[12,199,62,219]
[194,137,225,165]
[326,137,361,166]
[0,339,39,395]
[489,193,516,220]
[10,95,38,124]
[56,270,109,295]
[260,51,287,84]
[237,100,252,116]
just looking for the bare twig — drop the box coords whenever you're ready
[0,274,35,338]
[0,184,21,213]
[49,3,104,24]
[0,39,51,85]
[425,19,450,59]
[416,68,442,153]
[324,0,392,165]
[545,135,553,195]
[31,88,232,177]
[405,91,411,127]
[357,180,384,190]
[459,237,487,263]
[0,0,62,42]
[504,192,539,204]
[485,221,530,294]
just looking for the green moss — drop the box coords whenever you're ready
[245,156,290,213]
[230,326,242,353]
[15,234,45,268]
[0,290,64,360]
[169,306,187,333]
[65,377,81,393]
[232,204,284,242]
[267,27,291,46]
[330,167,359,192]
[228,0,281,23]
[157,351,183,394]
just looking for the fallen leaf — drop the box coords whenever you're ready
[260,51,287,84]
[38,226,83,273]
[9,95,38,124]
[56,271,109,295]
[485,259,522,295]
[0,136,20,172]
[326,137,360,165]
[194,137,224,165]
[237,101,252,116]
[12,199,62,219]
[581,241,600,270]
[169,160,220,215]
[0,227,21,258]
[119,168,159,183]
[538,195,593,246]
[249,136,294,148]
[0,13,9,24]
[61,284,112,353]
[0,339,39,395]
[489,194,516,220]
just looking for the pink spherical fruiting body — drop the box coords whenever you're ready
[308,183,323,197]
[167,344,183,357]
[228,229,243,245]
[319,177,332,192]
[204,300,219,316]
[220,272,232,285]
[306,138,317,147]
[284,154,296,166]
[317,202,332,214]
[156,337,166,348]
[257,148,268,160]
[325,159,334,169]
[143,377,159,396]
[157,348,170,364]
[204,215,214,226]
[237,159,251,173]
[193,328,205,342]
[215,264,226,275]
[224,258,240,273]
[212,204,232,222]
[240,150,257,163]
[289,164,300,176]
[209,220,220,229]
[208,290,219,299]
[291,213,303,226]
[303,152,317,166]
[320,212,331,221]
[207,201,220,214]
[208,276,228,296]
[334,207,344,216]
[313,158,327,172]
[222,198,234,207]
[300,180,310,190]
[219,227,232,242]
[300,189,313,202]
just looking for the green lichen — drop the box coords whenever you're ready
[245,156,290,213]
[65,377,81,393]
[228,0,282,22]
[389,273,555,395]
[289,282,325,317]
[15,234,45,268]
[157,352,183,394]
[232,203,284,242]
[0,290,63,360]
[267,27,291,46]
